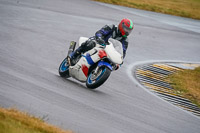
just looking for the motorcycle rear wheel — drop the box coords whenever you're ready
[86,66,111,89]
[59,58,70,78]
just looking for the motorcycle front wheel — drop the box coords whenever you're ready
[59,58,70,78]
[86,66,111,89]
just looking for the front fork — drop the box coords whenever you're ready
[93,66,100,75]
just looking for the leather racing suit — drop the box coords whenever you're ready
[70,24,129,65]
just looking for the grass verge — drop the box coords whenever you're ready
[0,107,73,133]
[93,0,200,20]
[167,67,200,108]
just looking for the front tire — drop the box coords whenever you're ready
[59,58,70,78]
[86,66,111,89]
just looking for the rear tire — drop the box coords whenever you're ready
[59,58,70,78]
[86,66,111,89]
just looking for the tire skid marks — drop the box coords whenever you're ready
[135,63,200,117]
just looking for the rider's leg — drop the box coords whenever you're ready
[69,46,82,59]
[69,40,96,59]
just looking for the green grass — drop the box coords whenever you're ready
[94,0,200,20]
[0,107,73,133]
[168,67,200,108]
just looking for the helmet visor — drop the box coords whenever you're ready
[122,24,133,36]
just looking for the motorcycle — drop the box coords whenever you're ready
[58,37,123,89]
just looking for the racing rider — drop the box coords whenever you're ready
[69,18,134,66]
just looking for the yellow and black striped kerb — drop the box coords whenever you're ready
[135,63,200,117]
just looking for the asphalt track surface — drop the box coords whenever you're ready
[0,0,200,133]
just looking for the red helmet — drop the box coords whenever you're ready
[118,18,134,37]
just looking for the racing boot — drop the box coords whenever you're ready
[68,46,82,66]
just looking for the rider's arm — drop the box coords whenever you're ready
[95,24,115,44]
[122,37,129,59]
[114,38,128,70]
